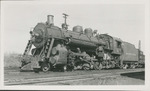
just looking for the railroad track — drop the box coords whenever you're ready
[5,73,114,85]
[4,68,144,85]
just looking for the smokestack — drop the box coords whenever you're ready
[139,40,141,51]
[47,15,54,25]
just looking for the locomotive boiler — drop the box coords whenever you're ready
[20,14,145,72]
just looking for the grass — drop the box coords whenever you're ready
[4,53,22,68]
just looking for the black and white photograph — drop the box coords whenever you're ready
[0,0,150,90]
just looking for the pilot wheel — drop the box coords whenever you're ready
[41,62,50,72]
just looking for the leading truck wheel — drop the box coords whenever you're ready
[82,63,90,70]
[41,62,50,72]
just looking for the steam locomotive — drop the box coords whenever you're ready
[20,14,145,72]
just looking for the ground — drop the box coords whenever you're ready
[4,53,145,85]
[66,71,144,85]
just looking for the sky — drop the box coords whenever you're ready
[1,0,145,54]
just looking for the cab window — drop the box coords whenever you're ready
[116,41,121,48]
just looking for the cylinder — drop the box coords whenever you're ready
[47,15,54,25]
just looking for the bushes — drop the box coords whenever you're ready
[4,53,22,68]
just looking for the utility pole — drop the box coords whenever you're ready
[139,40,141,51]
[63,13,68,25]
[62,13,69,29]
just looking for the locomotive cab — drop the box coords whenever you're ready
[112,37,123,55]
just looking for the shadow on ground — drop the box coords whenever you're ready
[121,71,145,80]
